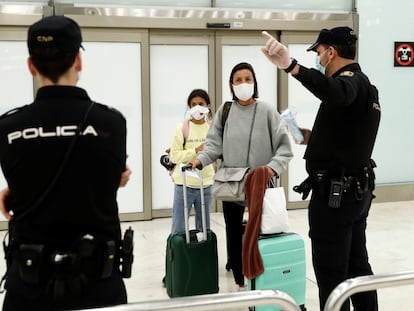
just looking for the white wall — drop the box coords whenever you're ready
[78,42,143,213]
[357,0,414,183]
[0,41,33,221]
[150,44,209,210]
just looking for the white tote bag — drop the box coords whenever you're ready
[260,186,290,234]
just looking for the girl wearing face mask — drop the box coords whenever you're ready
[168,89,215,237]
[162,89,215,286]
[190,62,293,290]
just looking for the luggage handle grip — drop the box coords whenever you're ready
[181,163,203,172]
[181,163,207,244]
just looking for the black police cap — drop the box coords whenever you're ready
[28,15,84,59]
[307,26,357,52]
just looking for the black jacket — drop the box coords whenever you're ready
[0,86,127,247]
[293,63,380,172]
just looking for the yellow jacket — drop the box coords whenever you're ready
[170,120,214,187]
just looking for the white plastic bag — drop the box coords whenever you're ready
[280,109,304,144]
[260,187,290,234]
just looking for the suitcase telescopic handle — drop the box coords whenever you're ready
[181,164,207,244]
[181,164,192,172]
[181,163,202,171]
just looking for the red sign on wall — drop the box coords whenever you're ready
[394,42,414,67]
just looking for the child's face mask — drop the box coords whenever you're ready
[187,105,209,121]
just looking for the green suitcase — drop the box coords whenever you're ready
[248,232,306,311]
[166,229,219,297]
[165,164,219,297]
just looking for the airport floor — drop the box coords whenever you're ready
[0,200,413,310]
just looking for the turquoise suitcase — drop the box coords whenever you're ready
[248,232,306,311]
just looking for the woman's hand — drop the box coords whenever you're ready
[266,167,277,179]
[189,159,202,170]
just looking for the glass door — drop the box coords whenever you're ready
[149,30,214,217]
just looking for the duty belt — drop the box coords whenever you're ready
[14,235,119,286]
[293,160,377,204]
[1,227,134,301]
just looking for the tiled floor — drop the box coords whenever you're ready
[0,200,413,310]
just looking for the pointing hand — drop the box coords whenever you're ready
[261,31,292,69]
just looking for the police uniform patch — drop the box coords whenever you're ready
[0,105,28,120]
[340,71,354,77]
[107,105,122,115]
[96,102,120,114]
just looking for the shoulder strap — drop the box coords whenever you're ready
[182,119,190,144]
[245,103,257,166]
[222,101,232,128]
[0,105,29,120]
[16,101,96,221]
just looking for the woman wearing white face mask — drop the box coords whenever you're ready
[190,62,293,290]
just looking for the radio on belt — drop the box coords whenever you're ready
[328,179,344,208]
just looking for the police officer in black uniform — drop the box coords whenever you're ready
[262,27,380,311]
[0,15,131,310]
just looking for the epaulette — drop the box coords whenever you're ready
[0,104,29,120]
[94,102,124,117]
[340,71,355,77]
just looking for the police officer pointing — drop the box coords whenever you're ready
[262,27,380,311]
[0,16,131,310]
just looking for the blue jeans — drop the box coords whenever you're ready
[171,184,212,234]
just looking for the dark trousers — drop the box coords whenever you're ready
[223,201,246,286]
[309,189,378,311]
[2,262,127,311]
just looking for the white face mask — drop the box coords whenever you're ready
[233,83,254,101]
[186,105,209,121]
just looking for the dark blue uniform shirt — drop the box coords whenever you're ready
[293,63,380,173]
[0,86,127,247]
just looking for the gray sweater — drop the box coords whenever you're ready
[197,100,293,175]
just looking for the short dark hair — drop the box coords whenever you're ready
[321,43,356,60]
[229,62,259,100]
[332,43,357,60]
[187,89,211,107]
[31,52,77,83]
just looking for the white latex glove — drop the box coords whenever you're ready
[261,31,292,69]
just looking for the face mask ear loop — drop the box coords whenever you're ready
[315,48,330,74]
[322,47,333,72]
